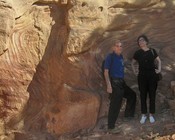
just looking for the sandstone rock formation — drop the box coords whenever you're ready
[0,0,175,139]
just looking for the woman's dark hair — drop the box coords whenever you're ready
[137,34,149,46]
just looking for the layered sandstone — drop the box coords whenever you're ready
[0,0,175,139]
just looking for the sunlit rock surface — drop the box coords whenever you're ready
[0,0,175,139]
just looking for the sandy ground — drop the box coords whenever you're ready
[71,109,175,140]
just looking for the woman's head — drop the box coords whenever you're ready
[137,35,149,47]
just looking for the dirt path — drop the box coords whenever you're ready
[71,109,175,140]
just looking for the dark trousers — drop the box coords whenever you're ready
[108,79,136,129]
[138,72,157,114]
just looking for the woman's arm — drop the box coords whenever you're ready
[155,56,161,73]
[131,59,139,76]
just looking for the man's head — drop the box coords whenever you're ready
[112,40,122,55]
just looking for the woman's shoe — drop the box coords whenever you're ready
[149,115,155,123]
[140,115,147,124]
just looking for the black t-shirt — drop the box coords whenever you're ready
[133,48,158,73]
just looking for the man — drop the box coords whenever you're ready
[104,40,136,134]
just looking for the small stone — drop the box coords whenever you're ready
[172,134,175,139]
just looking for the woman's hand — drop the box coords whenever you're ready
[131,59,139,76]
[155,57,161,74]
[155,69,161,74]
[134,70,139,76]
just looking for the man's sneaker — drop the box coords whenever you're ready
[149,115,155,123]
[108,127,121,134]
[140,115,147,124]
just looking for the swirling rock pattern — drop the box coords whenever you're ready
[0,0,175,139]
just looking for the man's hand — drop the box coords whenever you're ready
[107,85,112,93]
[104,69,112,93]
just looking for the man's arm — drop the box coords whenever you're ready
[104,69,112,93]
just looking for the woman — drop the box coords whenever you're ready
[131,35,161,124]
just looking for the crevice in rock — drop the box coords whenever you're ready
[82,2,88,7]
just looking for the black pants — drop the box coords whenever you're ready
[108,78,136,129]
[138,72,157,114]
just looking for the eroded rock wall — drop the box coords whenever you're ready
[0,0,175,139]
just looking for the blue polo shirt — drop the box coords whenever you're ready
[104,52,124,79]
